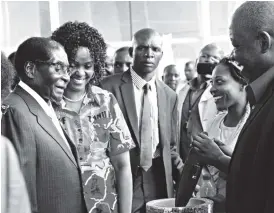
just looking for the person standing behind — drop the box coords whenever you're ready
[226,2,274,212]
[176,61,196,92]
[51,21,134,213]
[184,61,196,82]
[1,52,31,213]
[177,43,224,161]
[101,28,183,213]
[114,46,133,74]
[1,37,87,213]
[163,64,180,91]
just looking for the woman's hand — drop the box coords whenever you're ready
[191,132,224,166]
[214,138,233,156]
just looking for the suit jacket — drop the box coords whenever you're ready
[226,83,274,213]
[100,70,183,198]
[1,86,87,213]
[177,82,217,155]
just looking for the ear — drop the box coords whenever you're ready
[24,61,36,79]
[258,31,272,53]
[128,47,133,57]
[160,51,163,60]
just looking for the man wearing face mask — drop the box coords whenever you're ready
[177,43,224,161]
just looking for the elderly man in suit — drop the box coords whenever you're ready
[177,43,224,161]
[101,28,183,213]
[1,37,87,213]
[224,2,274,212]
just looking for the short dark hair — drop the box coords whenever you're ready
[14,37,62,79]
[1,52,16,100]
[233,2,274,37]
[51,21,107,86]
[185,61,195,67]
[115,46,130,55]
[164,64,176,73]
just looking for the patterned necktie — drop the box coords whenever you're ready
[140,83,152,171]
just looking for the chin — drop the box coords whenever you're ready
[216,105,227,111]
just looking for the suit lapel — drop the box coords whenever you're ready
[15,86,78,167]
[156,80,167,148]
[120,71,140,145]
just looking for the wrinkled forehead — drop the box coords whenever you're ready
[133,33,163,47]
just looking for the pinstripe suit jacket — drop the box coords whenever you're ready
[1,86,87,213]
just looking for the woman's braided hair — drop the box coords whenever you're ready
[51,21,107,85]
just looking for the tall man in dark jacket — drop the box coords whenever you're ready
[225,2,274,212]
[101,28,183,213]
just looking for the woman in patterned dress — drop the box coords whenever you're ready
[51,21,134,213]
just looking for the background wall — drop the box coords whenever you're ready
[1,1,245,78]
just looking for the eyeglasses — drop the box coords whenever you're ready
[34,60,71,75]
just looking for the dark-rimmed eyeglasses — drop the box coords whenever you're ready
[33,60,71,75]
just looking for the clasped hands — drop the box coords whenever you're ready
[191,132,230,166]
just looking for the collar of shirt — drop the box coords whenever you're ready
[246,66,274,106]
[130,67,156,90]
[18,81,53,117]
[189,77,209,91]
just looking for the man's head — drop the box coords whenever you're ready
[184,61,196,81]
[230,1,274,82]
[8,51,16,65]
[196,43,224,80]
[114,46,132,74]
[1,52,16,100]
[129,28,163,77]
[103,44,115,77]
[15,37,70,103]
[163,65,180,91]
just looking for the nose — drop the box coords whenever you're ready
[122,64,128,72]
[210,84,217,95]
[62,72,70,83]
[145,47,154,58]
[171,75,176,80]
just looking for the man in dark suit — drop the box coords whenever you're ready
[1,37,87,213]
[101,28,183,213]
[225,2,274,212]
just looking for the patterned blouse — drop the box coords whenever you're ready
[55,85,134,213]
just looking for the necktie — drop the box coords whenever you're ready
[140,83,153,171]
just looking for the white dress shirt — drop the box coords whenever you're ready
[130,69,159,157]
[18,81,71,152]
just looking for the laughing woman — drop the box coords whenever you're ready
[51,21,134,213]
[191,57,250,211]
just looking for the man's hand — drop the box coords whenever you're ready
[191,132,224,166]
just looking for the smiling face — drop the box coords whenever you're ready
[34,47,70,103]
[66,47,94,93]
[210,64,244,111]
[132,32,163,75]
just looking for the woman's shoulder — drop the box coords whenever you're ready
[90,85,111,96]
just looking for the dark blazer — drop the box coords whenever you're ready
[226,83,274,213]
[100,70,183,198]
[1,86,87,213]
